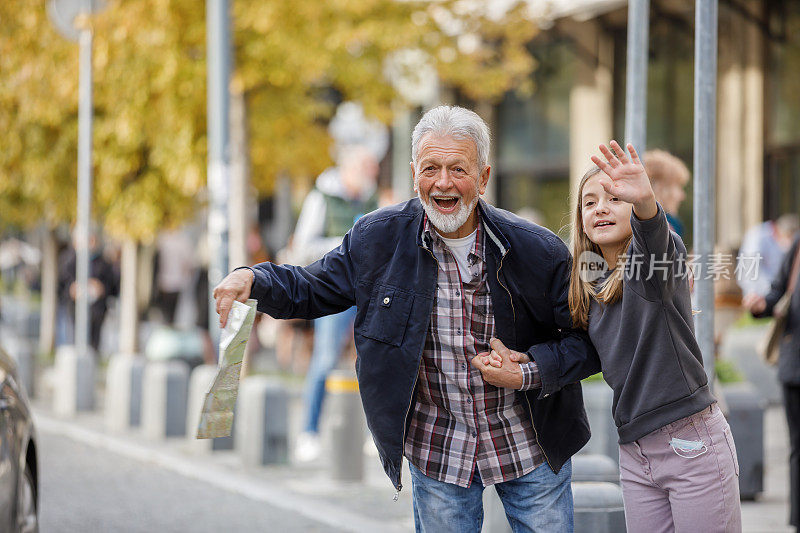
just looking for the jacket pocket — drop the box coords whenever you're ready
[358,284,414,347]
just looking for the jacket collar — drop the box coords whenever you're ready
[415,198,510,259]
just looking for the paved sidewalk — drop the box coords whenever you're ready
[33,400,415,533]
[33,378,794,533]
[741,405,793,532]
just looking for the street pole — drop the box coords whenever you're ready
[624,0,649,152]
[207,0,231,349]
[75,19,93,357]
[693,0,718,389]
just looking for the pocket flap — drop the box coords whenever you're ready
[358,285,414,347]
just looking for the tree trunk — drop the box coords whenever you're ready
[38,227,58,355]
[118,238,139,354]
[229,88,254,376]
[228,88,250,271]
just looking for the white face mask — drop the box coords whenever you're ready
[417,190,479,235]
[669,437,708,459]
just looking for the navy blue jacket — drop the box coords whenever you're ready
[249,199,601,492]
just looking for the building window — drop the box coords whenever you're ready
[495,39,575,234]
[765,1,800,219]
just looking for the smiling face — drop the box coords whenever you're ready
[412,133,490,238]
[580,173,633,250]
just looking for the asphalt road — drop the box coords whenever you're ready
[37,429,339,533]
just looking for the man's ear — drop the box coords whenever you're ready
[411,163,418,193]
[478,166,491,196]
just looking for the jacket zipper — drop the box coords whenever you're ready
[395,245,438,501]
[395,370,419,501]
[496,252,553,472]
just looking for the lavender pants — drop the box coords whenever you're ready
[618,403,742,533]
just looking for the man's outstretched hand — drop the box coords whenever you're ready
[470,338,530,389]
[213,268,255,328]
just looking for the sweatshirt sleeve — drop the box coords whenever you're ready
[626,203,686,300]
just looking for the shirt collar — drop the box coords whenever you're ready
[422,213,486,263]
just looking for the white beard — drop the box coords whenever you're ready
[418,191,479,234]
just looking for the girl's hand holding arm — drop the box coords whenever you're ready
[590,140,657,221]
[482,337,530,367]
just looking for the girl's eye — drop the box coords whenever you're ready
[611,197,619,202]
[584,201,595,207]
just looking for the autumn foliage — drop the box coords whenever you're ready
[0,0,538,242]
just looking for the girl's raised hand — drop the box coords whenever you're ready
[590,141,658,219]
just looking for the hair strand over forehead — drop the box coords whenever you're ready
[411,105,491,169]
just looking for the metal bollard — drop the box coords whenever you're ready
[140,360,189,439]
[324,370,365,482]
[4,333,35,397]
[572,454,620,484]
[721,327,780,405]
[53,344,95,416]
[236,376,289,466]
[572,482,626,533]
[104,353,145,432]
[187,364,234,451]
[580,382,619,462]
[722,382,766,500]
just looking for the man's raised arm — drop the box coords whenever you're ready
[213,226,360,328]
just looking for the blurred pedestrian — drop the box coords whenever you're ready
[744,234,800,530]
[292,144,380,462]
[154,228,196,325]
[214,105,599,532]
[57,227,119,354]
[643,149,690,238]
[738,214,799,299]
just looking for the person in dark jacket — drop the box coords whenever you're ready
[745,234,800,529]
[58,229,119,354]
[213,106,599,533]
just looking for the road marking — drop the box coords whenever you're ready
[35,411,410,533]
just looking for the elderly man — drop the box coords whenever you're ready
[214,105,599,532]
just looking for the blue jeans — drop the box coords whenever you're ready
[409,460,573,533]
[302,307,356,433]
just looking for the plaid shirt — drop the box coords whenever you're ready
[404,216,545,487]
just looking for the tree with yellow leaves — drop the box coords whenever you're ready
[1,0,539,353]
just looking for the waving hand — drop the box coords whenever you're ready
[590,140,658,220]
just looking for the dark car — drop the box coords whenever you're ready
[0,347,38,532]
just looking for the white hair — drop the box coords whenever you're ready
[411,105,491,170]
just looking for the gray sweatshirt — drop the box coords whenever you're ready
[588,204,715,443]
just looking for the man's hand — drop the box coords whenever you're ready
[471,338,528,389]
[742,293,767,315]
[213,268,255,328]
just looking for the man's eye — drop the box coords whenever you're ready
[454,167,464,173]
[611,197,619,202]
[424,166,436,172]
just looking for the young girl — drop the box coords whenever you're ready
[486,141,741,532]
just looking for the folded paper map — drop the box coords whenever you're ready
[196,299,257,439]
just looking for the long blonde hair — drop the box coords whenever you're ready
[568,167,632,329]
